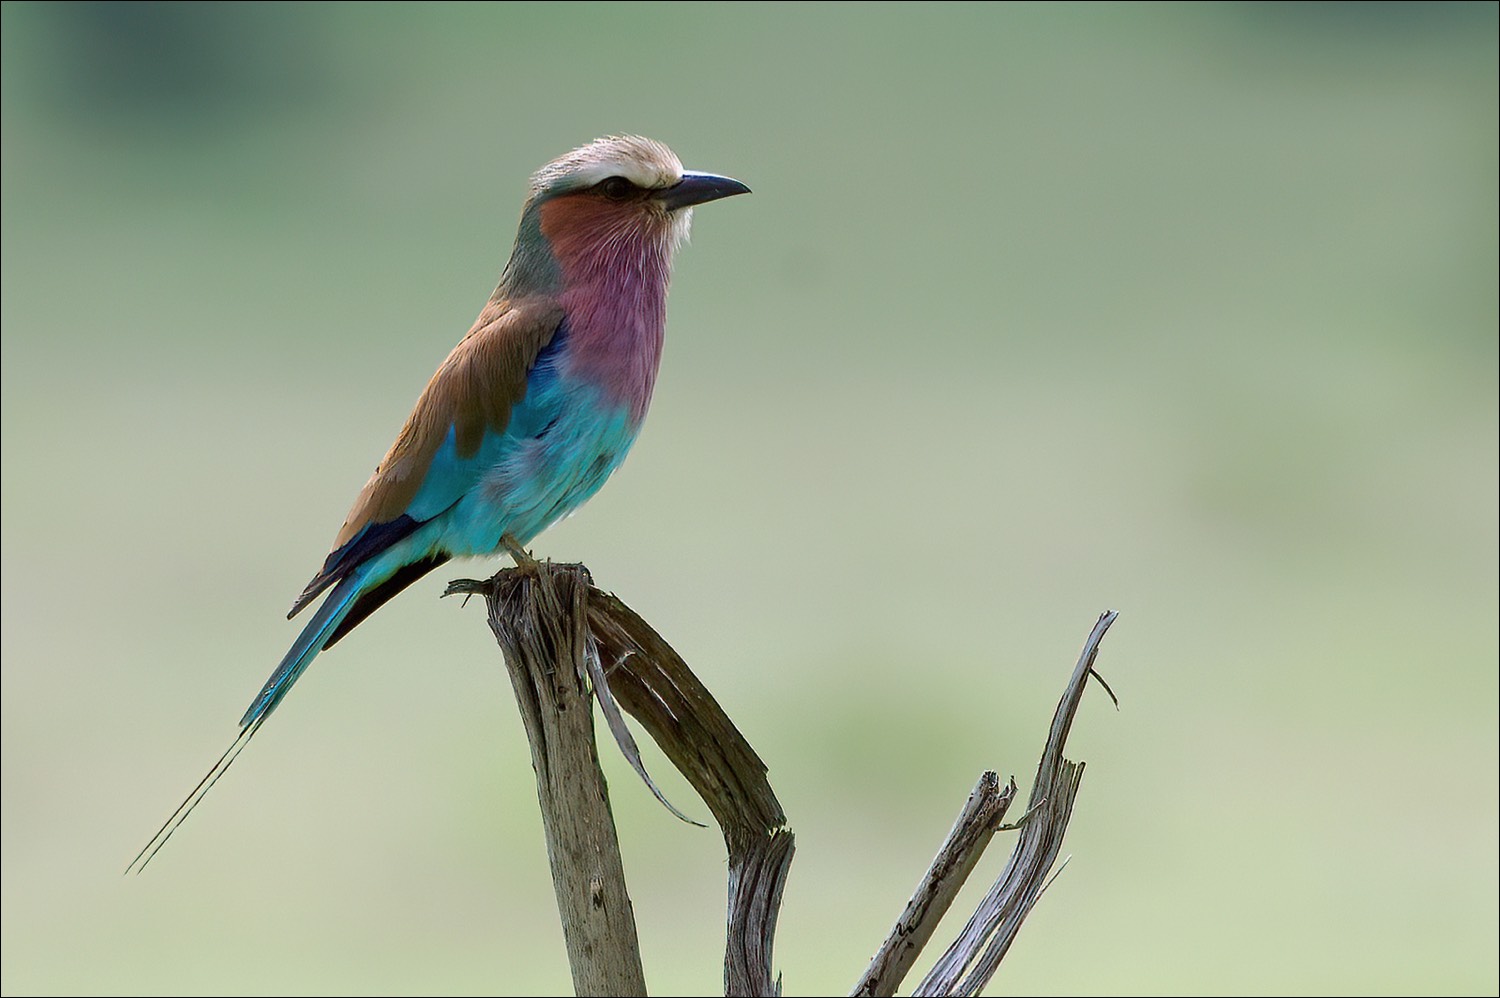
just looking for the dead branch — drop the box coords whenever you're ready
[449,562,1117,998]
[448,563,793,996]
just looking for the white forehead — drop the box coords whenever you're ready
[530,135,684,196]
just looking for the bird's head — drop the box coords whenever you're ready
[501,135,749,295]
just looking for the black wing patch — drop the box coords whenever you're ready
[289,514,424,618]
[322,554,452,649]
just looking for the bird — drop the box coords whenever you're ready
[128,135,750,873]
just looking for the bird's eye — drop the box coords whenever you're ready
[598,176,637,201]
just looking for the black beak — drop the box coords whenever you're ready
[655,171,752,210]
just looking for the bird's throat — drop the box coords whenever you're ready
[538,197,677,422]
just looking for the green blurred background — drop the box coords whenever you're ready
[3,2,1495,994]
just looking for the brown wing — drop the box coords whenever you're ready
[289,295,564,617]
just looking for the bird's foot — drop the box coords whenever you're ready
[501,534,542,572]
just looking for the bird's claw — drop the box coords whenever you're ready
[501,534,542,572]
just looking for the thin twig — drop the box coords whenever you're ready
[851,772,1017,997]
[914,610,1119,996]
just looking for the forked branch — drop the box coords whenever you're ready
[449,562,1118,998]
[447,563,792,996]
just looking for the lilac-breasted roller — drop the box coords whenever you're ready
[129,136,750,871]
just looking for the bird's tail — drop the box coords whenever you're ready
[239,571,367,728]
[125,574,367,874]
